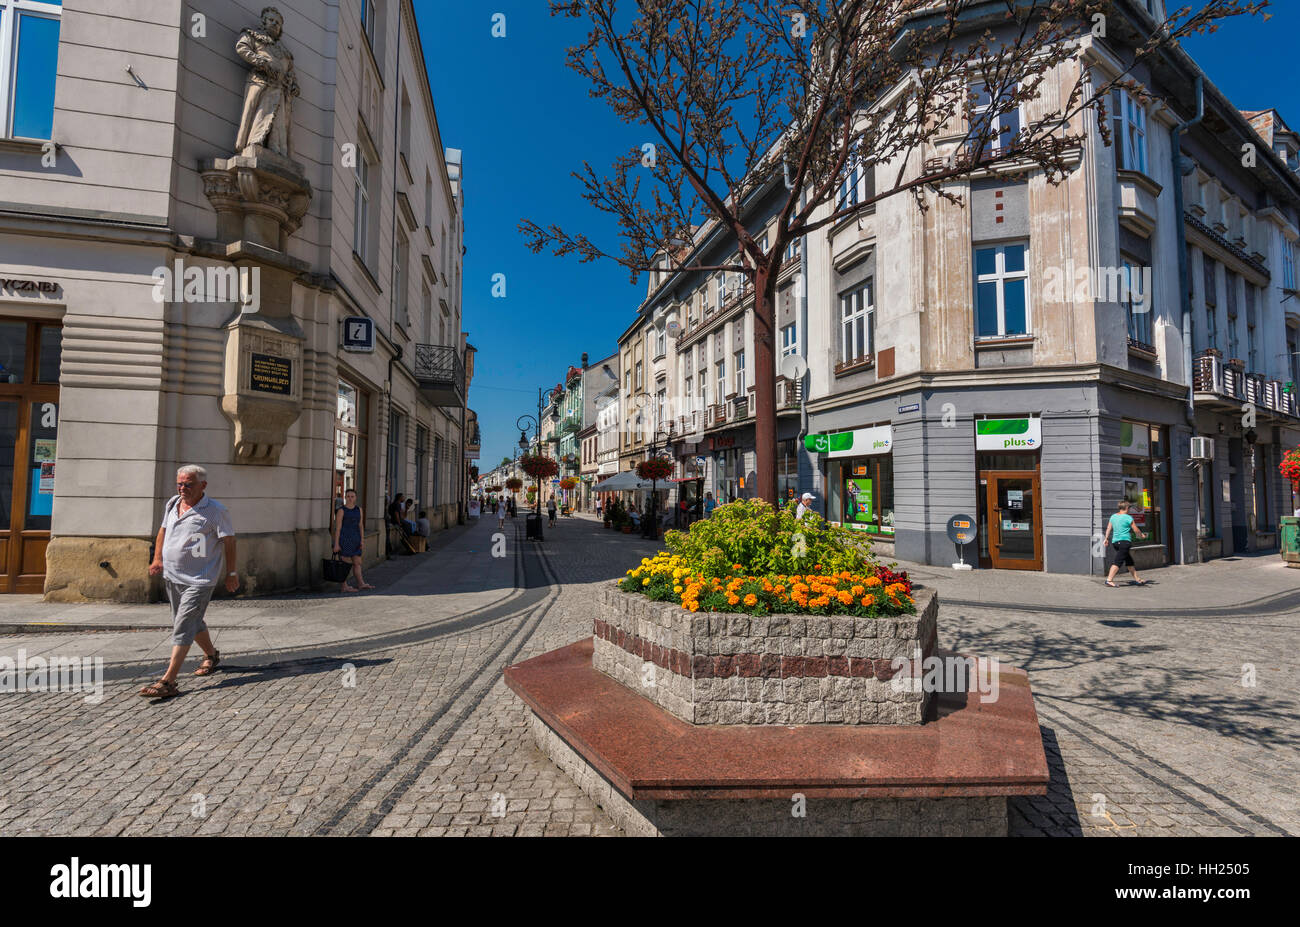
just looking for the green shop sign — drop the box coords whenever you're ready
[805,425,892,458]
[974,417,1042,451]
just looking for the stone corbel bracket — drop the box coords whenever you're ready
[200,146,312,252]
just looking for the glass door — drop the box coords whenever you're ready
[985,471,1043,570]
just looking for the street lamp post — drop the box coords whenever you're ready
[641,422,676,542]
[516,386,547,540]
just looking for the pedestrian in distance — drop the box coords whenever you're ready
[140,465,236,699]
[497,501,506,531]
[1104,499,1147,587]
[547,496,557,528]
[332,487,373,593]
[704,492,716,516]
[796,492,816,519]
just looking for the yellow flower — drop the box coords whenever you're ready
[673,585,683,593]
[642,578,651,586]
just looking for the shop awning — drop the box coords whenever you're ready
[593,471,659,492]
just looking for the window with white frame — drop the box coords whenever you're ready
[839,280,874,365]
[969,81,1021,160]
[354,154,373,264]
[655,326,667,358]
[836,147,872,210]
[716,274,727,307]
[781,323,798,358]
[974,242,1030,338]
[697,369,707,409]
[1111,88,1148,174]
[1123,257,1152,349]
[734,350,746,395]
[0,0,60,140]
[716,359,726,400]
[784,236,801,263]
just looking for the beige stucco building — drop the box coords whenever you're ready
[0,0,473,600]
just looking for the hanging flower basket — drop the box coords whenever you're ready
[636,457,674,482]
[559,477,579,490]
[505,478,524,492]
[1280,447,1300,486]
[520,454,559,480]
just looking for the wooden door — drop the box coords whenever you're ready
[984,470,1043,571]
[0,320,60,594]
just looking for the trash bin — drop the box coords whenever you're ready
[1281,516,1300,563]
[526,512,545,541]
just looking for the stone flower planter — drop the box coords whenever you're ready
[592,585,938,725]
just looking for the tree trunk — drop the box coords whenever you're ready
[752,265,778,504]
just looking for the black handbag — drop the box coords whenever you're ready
[322,554,351,583]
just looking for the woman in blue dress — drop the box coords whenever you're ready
[332,488,372,592]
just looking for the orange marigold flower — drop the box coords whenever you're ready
[860,596,874,607]
[727,594,740,605]
[851,585,864,596]
[743,593,758,607]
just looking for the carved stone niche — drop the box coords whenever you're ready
[199,145,312,253]
[219,310,304,466]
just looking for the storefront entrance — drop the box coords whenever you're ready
[980,471,1043,570]
[1,319,62,593]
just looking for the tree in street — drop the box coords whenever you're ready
[522,0,1266,502]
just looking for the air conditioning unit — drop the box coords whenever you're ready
[1189,436,1215,461]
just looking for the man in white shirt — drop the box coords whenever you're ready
[796,492,815,519]
[139,465,237,699]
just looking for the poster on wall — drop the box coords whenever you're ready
[845,478,874,526]
[34,439,56,463]
[1123,476,1148,526]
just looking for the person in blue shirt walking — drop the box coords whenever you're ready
[1104,500,1147,587]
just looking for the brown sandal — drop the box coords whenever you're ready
[194,651,221,677]
[138,679,179,699]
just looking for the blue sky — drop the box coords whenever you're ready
[416,2,1300,471]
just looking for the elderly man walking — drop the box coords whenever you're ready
[139,465,238,699]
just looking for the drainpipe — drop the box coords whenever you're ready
[798,212,811,496]
[1173,75,1204,562]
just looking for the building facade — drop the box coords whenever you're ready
[0,0,473,599]
[632,0,1300,573]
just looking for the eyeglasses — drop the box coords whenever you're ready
[177,481,199,488]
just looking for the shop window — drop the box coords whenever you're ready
[974,242,1029,338]
[1120,420,1169,551]
[1254,447,1271,532]
[334,378,369,512]
[1198,456,1216,537]
[830,455,893,535]
[777,438,798,504]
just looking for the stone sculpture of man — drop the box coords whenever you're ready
[234,6,299,159]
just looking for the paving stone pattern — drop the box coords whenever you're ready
[0,514,1294,837]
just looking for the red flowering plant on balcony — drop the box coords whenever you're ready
[636,457,674,482]
[520,454,559,480]
[1280,448,1300,488]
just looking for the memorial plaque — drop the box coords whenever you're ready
[249,352,292,395]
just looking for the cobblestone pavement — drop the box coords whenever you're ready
[0,513,1294,836]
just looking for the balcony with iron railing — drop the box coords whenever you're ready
[1193,350,1297,418]
[413,343,466,408]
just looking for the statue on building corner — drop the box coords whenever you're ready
[234,6,299,160]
